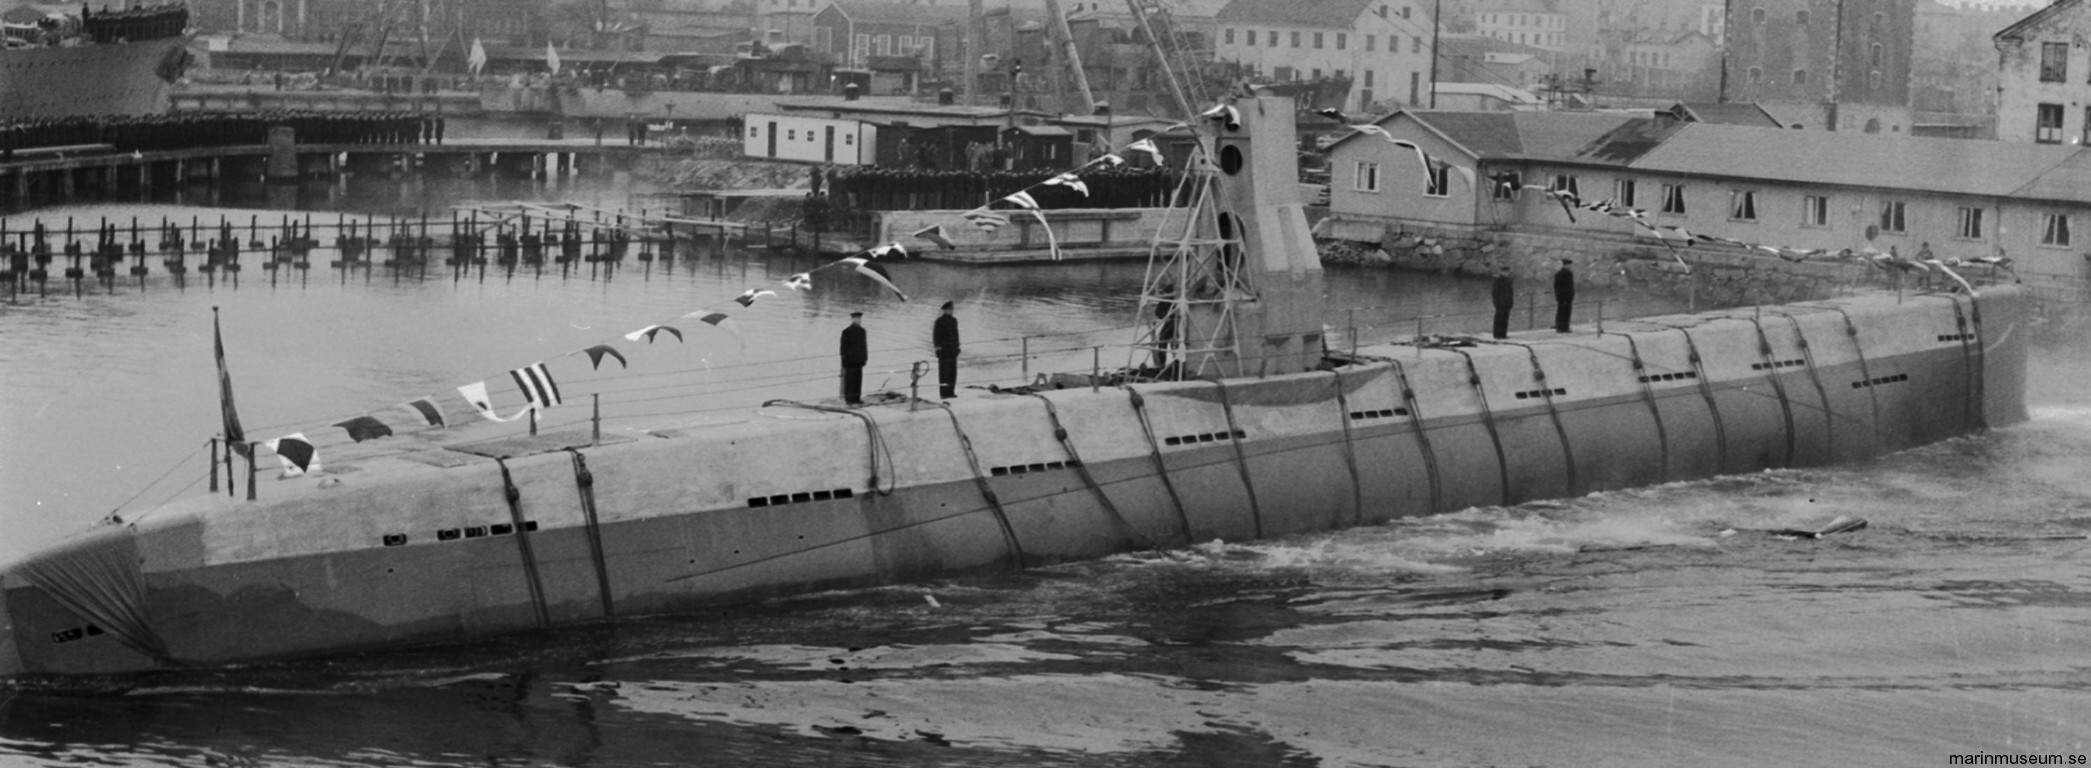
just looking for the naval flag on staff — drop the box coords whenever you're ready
[467,38,488,76]
[546,42,562,75]
[213,307,248,457]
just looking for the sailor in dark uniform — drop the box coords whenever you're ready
[933,301,959,398]
[841,311,868,405]
[1491,264,1515,340]
[1553,258,1575,333]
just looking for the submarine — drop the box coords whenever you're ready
[0,96,2029,676]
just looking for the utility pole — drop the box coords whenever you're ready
[1428,0,1441,108]
[964,0,985,106]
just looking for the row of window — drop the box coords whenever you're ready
[747,124,857,145]
[1746,67,1882,90]
[1356,164,2072,246]
[2029,102,2091,145]
[2034,41,2091,83]
[1749,6,1888,27]
[1222,28,1420,54]
[1478,12,1563,28]
[849,32,932,61]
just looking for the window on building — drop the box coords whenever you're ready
[1314,32,1324,48]
[1312,68,1323,79]
[1957,207,1984,239]
[1291,31,1301,47]
[1871,43,1884,67]
[853,33,870,61]
[2083,106,2091,144]
[1493,172,1522,200]
[1551,174,1580,199]
[1802,195,1828,227]
[1793,69,1807,85]
[1868,70,1881,91]
[787,129,796,140]
[1751,7,1765,23]
[1225,28,1234,44]
[2043,41,2069,82]
[1748,67,1763,83]
[1880,201,1907,233]
[1425,164,1451,197]
[2043,213,2072,246]
[1366,34,1375,51]
[1377,4,1387,17]
[1413,36,1422,52]
[749,125,759,137]
[1795,9,1807,23]
[1336,68,1346,79]
[1615,178,1636,207]
[1410,71,1420,103]
[1365,70,1375,87]
[1356,161,1380,192]
[876,35,890,55]
[1661,183,1686,214]
[1268,30,1278,46]
[1401,5,1410,17]
[1729,190,1758,221]
[1337,33,1347,49]
[1361,88,1374,104]
[2037,103,2064,144]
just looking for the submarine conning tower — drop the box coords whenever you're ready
[1174,94,1327,379]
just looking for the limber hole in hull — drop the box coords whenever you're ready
[747,487,856,508]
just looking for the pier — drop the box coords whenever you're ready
[0,203,820,298]
[0,137,666,206]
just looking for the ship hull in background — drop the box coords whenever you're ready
[0,37,186,121]
[0,288,2032,676]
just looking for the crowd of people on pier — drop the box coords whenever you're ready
[0,111,443,157]
[80,2,189,44]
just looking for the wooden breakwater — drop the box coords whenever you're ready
[0,207,819,298]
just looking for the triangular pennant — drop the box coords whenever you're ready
[963,209,1012,233]
[1199,103,1241,130]
[784,273,813,292]
[333,415,394,443]
[267,433,319,476]
[458,380,527,422]
[844,257,908,301]
[403,398,447,428]
[734,288,777,307]
[1125,139,1164,166]
[1028,209,1062,263]
[693,311,746,346]
[912,224,957,250]
[1097,153,1127,167]
[1042,173,1090,197]
[583,344,627,370]
[624,324,683,343]
[1003,191,1040,210]
[867,242,909,260]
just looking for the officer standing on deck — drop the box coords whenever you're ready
[1491,265,1515,339]
[1553,258,1576,333]
[933,301,960,398]
[841,312,868,405]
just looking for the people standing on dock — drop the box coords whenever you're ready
[841,312,868,406]
[1553,258,1576,333]
[933,302,960,399]
[1491,265,1514,339]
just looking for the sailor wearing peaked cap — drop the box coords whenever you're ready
[841,313,868,405]
[933,302,960,399]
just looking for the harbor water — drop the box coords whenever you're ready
[1,192,2088,766]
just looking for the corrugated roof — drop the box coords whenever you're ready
[1214,0,1372,27]
[1629,123,2081,199]
[1323,109,1637,160]
[2009,151,2091,202]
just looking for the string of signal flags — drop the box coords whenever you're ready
[1316,107,2014,292]
[245,100,1257,475]
[242,239,915,477]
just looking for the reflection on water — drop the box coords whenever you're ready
[3,195,2086,767]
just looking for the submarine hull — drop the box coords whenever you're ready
[0,288,2029,677]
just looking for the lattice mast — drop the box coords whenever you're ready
[1133,95,1325,380]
